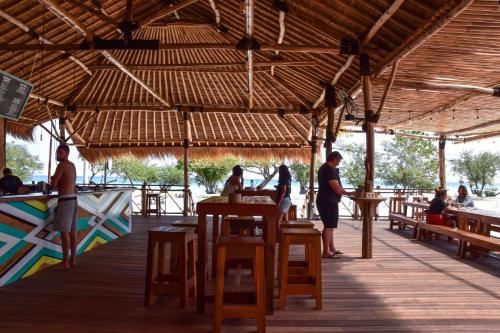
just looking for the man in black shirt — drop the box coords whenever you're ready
[0,168,23,194]
[316,151,353,259]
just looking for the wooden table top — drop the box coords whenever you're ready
[403,201,429,209]
[197,195,276,206]
[402,201,500,224]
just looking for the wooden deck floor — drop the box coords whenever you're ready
[1,215,499,333]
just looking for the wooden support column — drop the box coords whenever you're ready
[183,111,191,217]
[362,61,375,259]
[58,117,66,142]
[324,84,336,155]
[439,136,446,189]
[0,119,6,171]
[307,115,318,219]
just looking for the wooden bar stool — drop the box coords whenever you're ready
[281,219,314,229]
[214,236,265,333]
[222,216,258,236]
[145,193,161,217]
[171,219,199,233]
[278,228,322,310]
[287,204,297,221]
[145,226,196,308]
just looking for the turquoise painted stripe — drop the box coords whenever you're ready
[8,201,49,220]
[0,240,5,249]
[0,240,28,266]
[77,229,114,255]
[76,217,92,231]
[6,247,62,285]
[105,218,128,235]
[117,216,129,227]
[0,224,28,238]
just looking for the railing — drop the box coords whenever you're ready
[302,187,436,220]
[78,183,194,216]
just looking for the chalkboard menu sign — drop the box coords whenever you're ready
[0,70,34,121]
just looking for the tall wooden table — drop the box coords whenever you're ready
[196,196,278,314]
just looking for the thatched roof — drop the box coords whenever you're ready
[1,0,498,160]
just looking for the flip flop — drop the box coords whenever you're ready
[322,253,341,259]
[334,250,343,255]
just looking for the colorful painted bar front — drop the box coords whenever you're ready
[0,189,133,287]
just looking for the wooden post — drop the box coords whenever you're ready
[183,111,190,217]
[0,119,6,171]
[58,117,66,142]
[324,85,336,155]
[141,181,147,216]
[0,120,5,166]
[439,136,446,189]
[307,115,318,219]
[47,121,54,182]
[362,62,375,259]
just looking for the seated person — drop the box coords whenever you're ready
[455,185,474,207]
[0,168,23,195]
[426,188,452,225]
[221,165,243,196]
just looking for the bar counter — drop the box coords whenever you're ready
[0,188,133,287]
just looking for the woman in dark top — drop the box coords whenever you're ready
[427,188,450,225]
[316,151,353,259]
[276,164,292,236]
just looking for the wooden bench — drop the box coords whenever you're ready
[388,213,419,238]
[416,222,500,257]
[458,231,500,257]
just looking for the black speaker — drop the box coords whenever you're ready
[360,53,370,76]
[324,85,336,107]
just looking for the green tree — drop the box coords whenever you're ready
[340,143,366,187]
[87,162,105,184]
[377,134,438,190]
[190,158,236,194]
[6,142,43,181]
[241,159,282,188]
[111,157,160,185]
[450,150,500,197]
[157,164,184,185]
[290,161,321,194]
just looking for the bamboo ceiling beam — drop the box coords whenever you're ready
[391,91,479,126]
[374,0,474,78]
[245,0,255,110]
[269,74,312,109]
[36,0,170,108]
[0,42,377,54]
[325,0,474,126]
[88,61,316,71]
[64,0,122,33]
[383,79,500,96]
[137,0,201,27]
[271,0,287,76]
[461,131,500,143]
[208,0,221,26]
[30,93,65,107]
[64,118,87,145]
[0,8,92,75]
[375,60,399,116]
[443,118,500,136]
[125,0,134,22]
[312,0,405,110]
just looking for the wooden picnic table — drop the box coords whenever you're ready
[196,195,278,315]
[448,207,500,236]
[402,201,500,236]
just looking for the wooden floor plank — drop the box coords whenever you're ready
[0,216,499,332]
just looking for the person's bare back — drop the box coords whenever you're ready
[50,160,76,195]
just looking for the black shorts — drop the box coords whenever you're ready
[316,198,339,228]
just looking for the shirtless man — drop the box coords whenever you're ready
[50,144,77,269]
